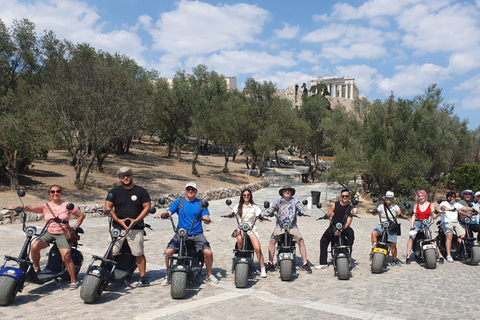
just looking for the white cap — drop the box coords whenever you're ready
[185,182,197,190]
[475,191,480,197]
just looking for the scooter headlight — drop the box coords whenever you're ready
[282,223,291,231]
[383,221,390,228]
[178,228,187,237]
[422,219,429,226]
[26,226,37,236]
[335,222,343,230]
[240,223,250,232]
[112,228,121,237]
[464,217,471,224]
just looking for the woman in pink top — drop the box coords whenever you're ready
[9,185,85,289]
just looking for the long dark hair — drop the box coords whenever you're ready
[238,189,254,219]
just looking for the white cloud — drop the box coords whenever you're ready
[377,63,448,97]
[334,64,378,96]
[147,0,269,56]
[297,50,319,64]
[273,23,299,39]
[398,2,480,54]
[0,0,147,66]
[448,50,480,74]
[251,71,313,90]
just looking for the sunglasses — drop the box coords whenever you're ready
[464,194,472,196]
[385,197,394,200]
[341,195,350,198]
[119,174,132,179]
[50,190,61,194]
[186,188,196,192]
[242,194,251,197]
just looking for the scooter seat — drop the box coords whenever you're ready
[114,269,131,280]
[37,268,65,282]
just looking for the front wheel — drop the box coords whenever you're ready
[465,246,480,265]
[336,257,350,280]
[234,263,249,288]
[80,275,105,303]
[423,248,437,269]
[371,252,385,274]
[0,276,19,306]
[171,272,187,299]
[279,260,294,281]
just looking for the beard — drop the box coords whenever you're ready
[121,179,133,187]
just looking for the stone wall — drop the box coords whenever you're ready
[0,180,270,224]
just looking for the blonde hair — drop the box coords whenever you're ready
[48,185,63,196]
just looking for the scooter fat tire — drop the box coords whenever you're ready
[234,263,249,288]
[279,259,294,281]
[171,272,187,299]
[80,274,105,303]
[0,276,19,306]
[371,252,385,274]
[423,248,437,269]
[465,245,480,265]
[336,257,350,280]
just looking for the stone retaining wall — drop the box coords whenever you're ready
[0,180,270,224]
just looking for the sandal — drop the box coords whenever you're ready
[438,257,444,264]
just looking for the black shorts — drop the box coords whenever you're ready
[166,233,211,252]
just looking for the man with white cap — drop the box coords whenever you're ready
[105,167,152,286]
[157,182,218,285]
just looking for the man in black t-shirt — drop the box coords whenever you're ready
[105,167,151,286]
[316,189,355,269]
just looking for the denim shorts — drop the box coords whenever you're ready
[374,224,397,243]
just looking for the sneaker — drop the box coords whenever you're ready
[161,278,170,286]
[446,255,454,263]
[205,274,219,284]
[438,257,444,264]
[260,270,267,278]
[69,282,78,290]
[266,262,275,272]
[140,276,150,287]
[406,258,411,265]
[315,264,328,270]
[303,263,312,273]
[394,259,402,266]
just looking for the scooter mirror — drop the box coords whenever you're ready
[106,192,115,202]
[66,203,75,210]
[469,202,474,207]
[372,198,378,203]
[352,200,359,206]
[158,197,166,205]
[302,200,308,205]
[17,189,26,197]
[226,199,232,206]
[201,200,209,208]
[149,207,157,214]
[263,201,270,209]
[316,203,322,208]
[404,202,412,209]
[437,199,442,204]
[474,198,479,204]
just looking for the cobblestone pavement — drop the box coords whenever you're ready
[1,183,479,319]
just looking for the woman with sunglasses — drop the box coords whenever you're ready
[467,191,480,242]
[9,185,85,289]
[369,191,407,265]
[224,189,267,277]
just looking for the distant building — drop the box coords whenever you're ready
[225,77,237,91]
[277,76,360,111]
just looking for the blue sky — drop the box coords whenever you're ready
[2,0,480,129]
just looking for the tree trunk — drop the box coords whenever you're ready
[222,153,229,173]
[245,155,250,169]
[275,150,283,168]
[6,150,19,190]
[192,141,200,177]
[80,152,97,187]
[176,144,182,161]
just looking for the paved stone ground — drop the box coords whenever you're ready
[1,183,479,319]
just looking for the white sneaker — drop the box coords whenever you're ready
[446,255,454,263]
[315,265,328,270]
[161,278,170,286]
[205,274,219,284]
[260,270,267,278]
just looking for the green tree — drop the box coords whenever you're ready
[446,163,480,193]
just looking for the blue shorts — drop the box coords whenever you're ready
[374,224,398,243]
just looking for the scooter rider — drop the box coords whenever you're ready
[438,191,474,263]
[105,167,152,286]
[369,191,407,265]
[157,182,218,285]
[264,185,312,273]
[316,189,355,270]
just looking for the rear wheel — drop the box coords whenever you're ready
[279,260,294,281]
[171,272,187,299]
[234,263,249,288]
[371,252,385,274]
[336,257,350,280]
[0,276,19,306]
[424,248,437,269]
[465,246,480,265]
[80,275,105,303]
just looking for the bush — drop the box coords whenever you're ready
[446,163,480,193]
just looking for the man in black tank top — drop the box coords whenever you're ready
[316,189,355,269]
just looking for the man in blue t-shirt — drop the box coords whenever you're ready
[157,182,218,285]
